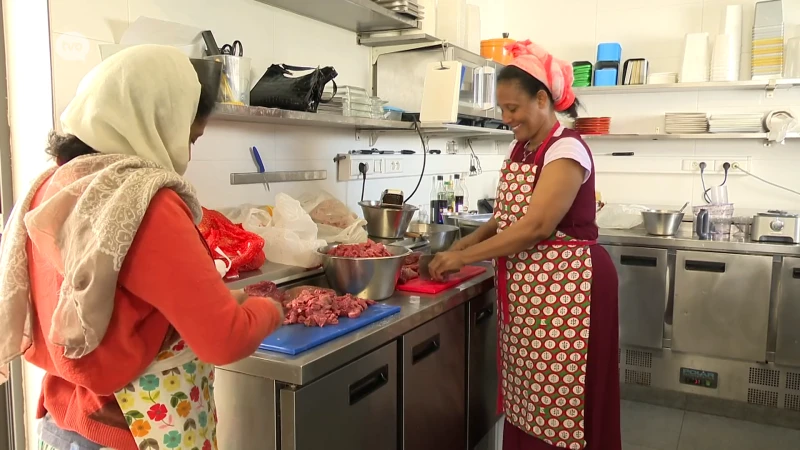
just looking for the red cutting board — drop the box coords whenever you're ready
[397,266,487,295]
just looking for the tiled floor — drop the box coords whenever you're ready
[622,400,800,450]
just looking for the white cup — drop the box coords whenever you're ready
[708,185,729,204]
[785,37,800,78]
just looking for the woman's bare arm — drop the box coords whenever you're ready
[450,217,498,251]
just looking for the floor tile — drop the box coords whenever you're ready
[621,400,684,450]
[677,411,800,450]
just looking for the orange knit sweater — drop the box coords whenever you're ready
[24,176,281,450]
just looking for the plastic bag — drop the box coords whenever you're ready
[596,204,649,229]
[198,208,266,278]
[296,190,368,244]
[238,194,327,268]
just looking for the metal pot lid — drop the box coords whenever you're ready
[757,210,798,218]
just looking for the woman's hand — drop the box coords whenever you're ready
[429,251,466,281]
[448,239,470,252]
[231,289,248,305]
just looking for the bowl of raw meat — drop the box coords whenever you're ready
[318,240,411,300]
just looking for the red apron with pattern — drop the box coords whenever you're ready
[493,124,594,450]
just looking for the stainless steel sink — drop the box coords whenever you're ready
[444,214,493,237]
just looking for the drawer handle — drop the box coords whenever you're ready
[793,268,800,279]
[349,365,389,406]
[412,334,441,365]
[475,305,494,325]
[685,260,726,273]
[620,255,658,267]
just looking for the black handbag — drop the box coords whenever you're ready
[250,64,338,112]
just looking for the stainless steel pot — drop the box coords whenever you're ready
[317,244,410,300]
[406,223,459,253]
[360,201,418,239]
[445,213,494,237]
[641,210,684,236]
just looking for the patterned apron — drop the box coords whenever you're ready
[113,337,217,450]
[494,124,594,450]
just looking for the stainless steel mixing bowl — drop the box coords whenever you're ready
[641,210,684,236]
[317,244,411,300]
[406,223,460,253]
[359,201,419,239]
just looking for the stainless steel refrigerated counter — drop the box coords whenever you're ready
[215,265,500,450]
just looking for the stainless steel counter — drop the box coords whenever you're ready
[221,266,495,386]
[599,226,800,256]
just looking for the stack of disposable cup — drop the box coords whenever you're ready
[419,0,437,37]
[723,5,743,81]
[711,34,739,81]
[680,33,710,82]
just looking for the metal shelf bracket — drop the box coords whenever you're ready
[765,79,778,98]
[356,129,382,146]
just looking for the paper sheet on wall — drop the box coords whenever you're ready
[99,17,205,61]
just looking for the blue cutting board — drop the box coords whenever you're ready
[259,304,402,355]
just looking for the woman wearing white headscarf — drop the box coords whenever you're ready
[0,45,283,450]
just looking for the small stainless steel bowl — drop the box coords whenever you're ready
[406,223,460,253]
[317,244,411,300]
[359,201,419,239]
[641,210,684,236]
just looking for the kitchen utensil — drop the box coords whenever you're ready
[249,146,270,192]
[622,58,648,85]
[258,303,402,355]
[594,68,618,86]
[221,40,243,56]
[595,152,634,156]
[201,30,221,56]
[481,33,514,65]
[665,113,708,134]
[398,265,487,294]
[406,223,460,253]
[205,54,251,105]
[680,33,710,83]
[317,244,411,300]
[437,0,467,47]
[711,34,738,82]
[707,185,729,204]
[723,5,743,81]
[751,210,800,244]
[417,254,458,281]
[380,189,405,208]
[360,201,419,239]
[647,72,678,84]
[696,209,711,240]
[465,4,481,54]
[692,203,734,236]
[597,43,622,62]
[572,61,593,87]
[419,60,463,123]
[708,113,765,133]
[679,202,690,213]
[785,37,800,77]
[641,210,685,236]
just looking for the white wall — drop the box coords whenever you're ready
[499,0,800,210]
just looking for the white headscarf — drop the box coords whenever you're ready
[61,44,201,174]
[0,45,206,383]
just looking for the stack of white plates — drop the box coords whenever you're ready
[680,33,710,83]
[647,72,678,84]
[708,113,765,133]
[665,113,709,134]
[751,0,784,79]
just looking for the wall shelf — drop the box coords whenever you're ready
[574,79,800,95]
[254,0,418,33]
[211,104,413,131]
[581,132,800,142]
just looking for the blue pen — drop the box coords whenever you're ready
[250,146,269,192]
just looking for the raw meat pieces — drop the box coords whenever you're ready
[244,281,285,302]
[399,252,422,283]
[243,282,376,327]
[284,288,376,327]
[327,240,392,258]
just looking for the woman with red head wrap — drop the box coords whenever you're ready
[430,41,621,450]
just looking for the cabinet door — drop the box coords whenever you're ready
[672,251,772,361]
[281,342,397,450]
[402,305,466,450]
[467,290,501,449]
[776,257,800,367]
[604,246,668,349]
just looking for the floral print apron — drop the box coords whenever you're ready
[494,124,594,450]
[113,337,217,450]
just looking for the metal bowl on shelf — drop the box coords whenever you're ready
[641,210,684,236]
[359,201,418,239]
[316,244,411,300]
[405,223,460,253]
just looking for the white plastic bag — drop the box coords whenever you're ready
[296,191,368,244]
[596,204,649,229]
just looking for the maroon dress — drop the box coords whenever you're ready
[497,126,620,450]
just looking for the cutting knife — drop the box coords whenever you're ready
[418,254,458,281]
[250,146,270,192]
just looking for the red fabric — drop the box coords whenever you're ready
[500,126,621,449]
[510,127,599,241]
[24,176,283,450]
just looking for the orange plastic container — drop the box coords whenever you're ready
[481,33,514,65]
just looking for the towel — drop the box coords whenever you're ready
[504,40,576,112]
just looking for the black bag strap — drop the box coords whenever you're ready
[280,64,321,73]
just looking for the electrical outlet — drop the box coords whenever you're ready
[373,159,384,174]
[681,159,707,172]
[714,160,749,173]
[388,159,403,173]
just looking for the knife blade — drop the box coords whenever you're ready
[418,254,457,281]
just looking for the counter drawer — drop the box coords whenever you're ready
[280,342,398,450]
[672,251,772,361]
[604,245,668,349]
[467,290,501,449]
[776,257,800,367]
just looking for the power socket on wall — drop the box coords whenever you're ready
[681,158,750,174]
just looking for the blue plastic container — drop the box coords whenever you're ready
[597,43,622,62]
[594,68,619,86]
